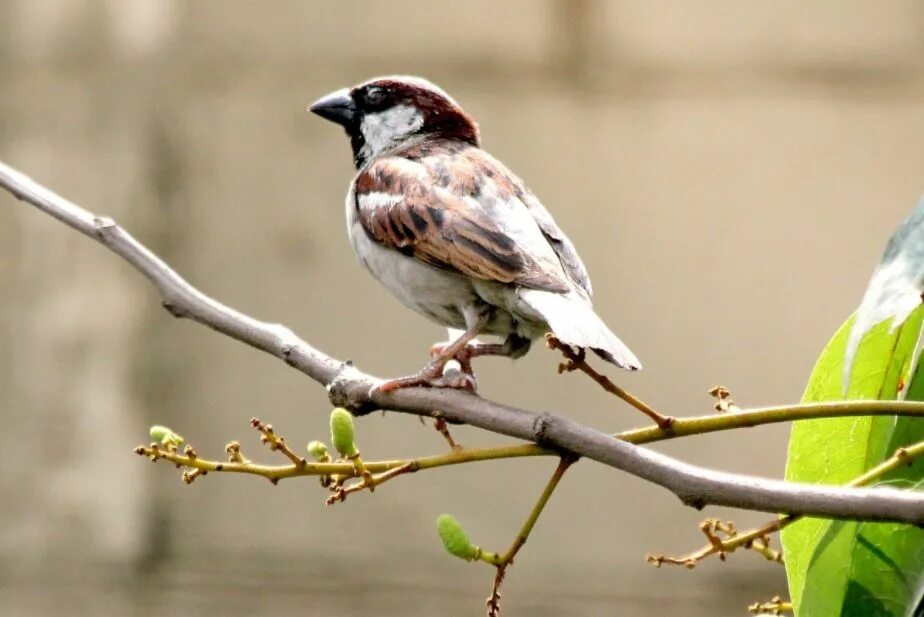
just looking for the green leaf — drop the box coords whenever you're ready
[844,196,924,389]
[782,306,924,616]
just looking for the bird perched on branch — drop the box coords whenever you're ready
[310,76,640,392]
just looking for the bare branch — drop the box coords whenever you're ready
[4,159,924,523]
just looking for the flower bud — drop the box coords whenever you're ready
[436,514,478,561]
[150,425,184,447]
[329,408,358,458]
[307,440,329,460]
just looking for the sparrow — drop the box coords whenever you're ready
[309,76,641,392]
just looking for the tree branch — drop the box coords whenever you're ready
[4,159,924,523]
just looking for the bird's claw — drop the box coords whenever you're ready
[429,344,475,375]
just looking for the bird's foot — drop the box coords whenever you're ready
[375,361,477,394]
[429,342,475,375]
[429,340,511,375]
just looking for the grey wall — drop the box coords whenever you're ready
[2,2,924,615]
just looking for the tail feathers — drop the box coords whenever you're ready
[522,290,642,371]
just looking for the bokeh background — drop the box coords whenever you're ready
[2,2,924,615]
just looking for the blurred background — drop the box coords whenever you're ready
[2,1,924,615]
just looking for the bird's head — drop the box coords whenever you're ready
[309,76,480,168]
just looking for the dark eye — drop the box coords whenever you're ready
[364,87,387,106]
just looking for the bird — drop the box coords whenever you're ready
[309,76,641,392]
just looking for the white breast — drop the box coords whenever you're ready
[345,185,478,329]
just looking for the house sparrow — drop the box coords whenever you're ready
[310,76,640,392]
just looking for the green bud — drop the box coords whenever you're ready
[306,440,329,460]
[329,408,358,458]
[150,425,184,447]
[436,514,478,561]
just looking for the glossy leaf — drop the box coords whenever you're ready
[782,306,924,616]
[845,197,924,389]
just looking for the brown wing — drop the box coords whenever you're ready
[449,146,594,298]
[353,156,570,292]
[442,144,594,298]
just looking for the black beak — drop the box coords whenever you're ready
[308,88,356,127]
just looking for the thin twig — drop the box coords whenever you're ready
[647,518,781,568]
[499,457,574,565]
[485,457,575,617]
[136,436,544,484]
[546,335,674,428]
[250,417,307,467]
[135,408,924,491]
[615,400,924,445]
[748,596,792,615]
[433,416,462,450]
[327,461,417,505]
[6,160,924,522]
[486,567,505,617]
[133,400,924,519]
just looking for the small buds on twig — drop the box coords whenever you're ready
[251,417,307,466]
[182,468,206,484]
[150,425,184,449]
[307,441,331,462]
[225,441,249,464]
[330,408,358,458]
[646,517,782,569]
[708,386,740,413]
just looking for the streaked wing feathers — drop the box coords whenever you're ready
[355,156,570,292]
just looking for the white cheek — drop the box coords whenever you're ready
[360,105,424,160]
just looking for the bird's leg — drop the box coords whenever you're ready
[430,334,532,375]
[376,314,489,393]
